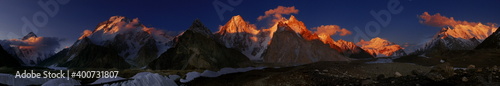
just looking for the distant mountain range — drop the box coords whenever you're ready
[0,32,59,66]
[0,15,497,69]
[413,26,498,56]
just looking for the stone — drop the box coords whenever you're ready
[411,70,425,76]
[395,72,402,77]
[462,77,468,82]
[467,65,476,70]
[377,74,385,80]
[492,65,498,71]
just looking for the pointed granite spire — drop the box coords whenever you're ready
[22,32,38,40]
[188,19,213,37]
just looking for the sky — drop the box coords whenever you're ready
[0,0,499,51]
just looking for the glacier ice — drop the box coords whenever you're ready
[180,71,200,83]
[90,76,126,85]
[0,73,50,86]
[41,78,80,86]
[104,72,177,86]
[200,70,220,77]
[180,66,266,83]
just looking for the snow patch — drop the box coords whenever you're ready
[47,64,68,70]
[179,71,200,83]
[180,66,266,83]
[454,67,467,70]
[200,70,220,77]
[90,76,126,85]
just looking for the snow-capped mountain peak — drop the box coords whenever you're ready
[0,32,59,66]
[215,15,266,60]
[357,37,406,57]
[289,15,297,21]
[217,15,260,35]
[440,23,497,40]
[282,15,307,34]
[69,16,174,68]
[22,32,38,40]
[417,26,495,53]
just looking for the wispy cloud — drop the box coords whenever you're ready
[257,6,299,24]
[418,12,495,27]
[312,25,352,37]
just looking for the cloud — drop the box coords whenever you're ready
[355,39,371,46]
[257,6,299,23]
[312,25,352,36]
[418,12,496,27]
[419,12,460,27]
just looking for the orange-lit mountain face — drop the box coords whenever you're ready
[263,22,350,64]
[414,12,499,55]
[419,12,498,40]
[214,15,269,60]
[267,15,313,39]
[436,25,497,40]
[216,15,376,61]
[315,33,373,59]
[215,15,325,60]
[217,15,260,35]
[357,37,406,57]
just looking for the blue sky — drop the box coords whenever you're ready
[1,0,499,50]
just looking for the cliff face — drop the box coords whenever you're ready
[263,22,350,65]
[149,20,250,70]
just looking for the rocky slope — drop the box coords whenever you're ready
[0,44,21,67]
[476,27,500,49]
[263,22,350,64]
[214,15,267,61]
[318,35,373,59]
[188,61,500,86]
[148,20,250,70]
[61,37,130,69]
[333,39,374,59]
